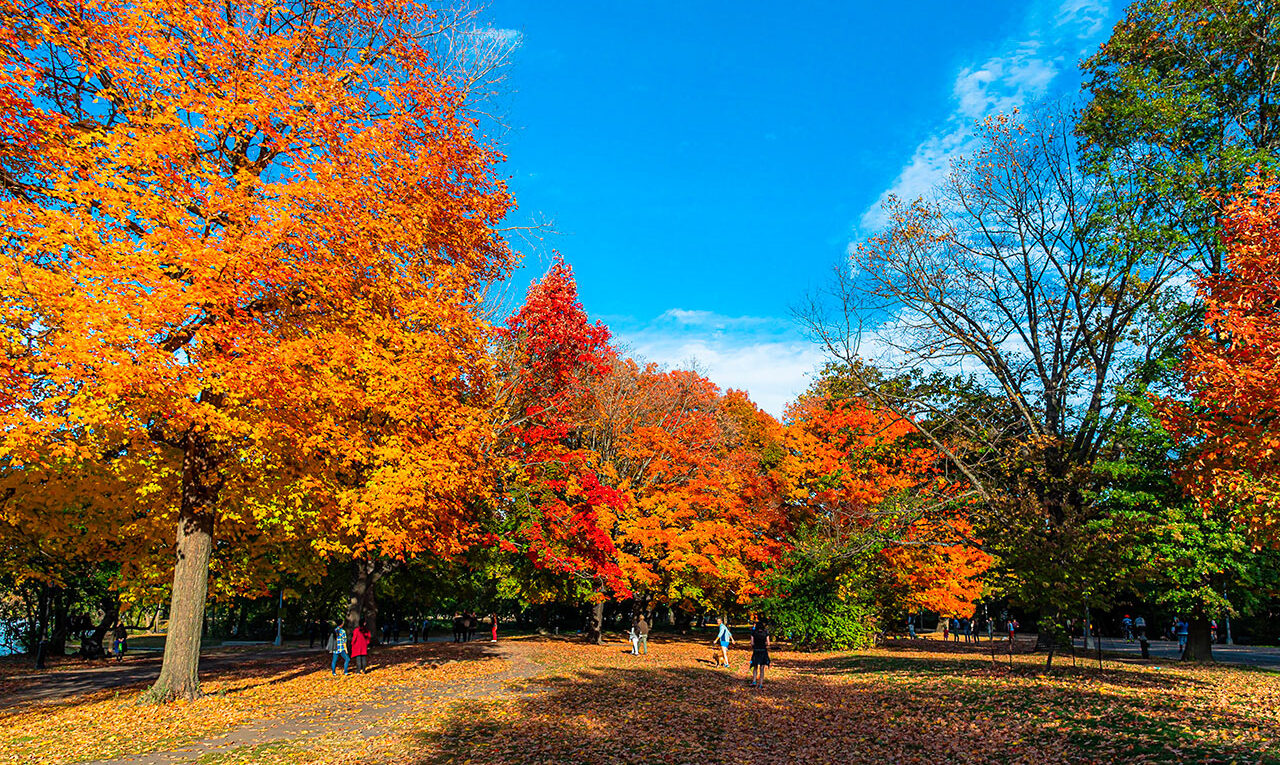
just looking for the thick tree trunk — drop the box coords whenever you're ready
[1181,616,1215,662]
[150,433,218,702]
[586,600,604,645]
[345,558,384,638]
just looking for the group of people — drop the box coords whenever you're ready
[453,612,498,643]
[672,615,772,688]
[326,620,373,675]
[937,616,999,643]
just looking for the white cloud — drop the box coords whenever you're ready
[858,0,1112,233]
[613,310,824,419]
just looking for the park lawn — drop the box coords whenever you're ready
[405,637,1280,765]
[0,642,509,765]
[5,636,1280,764]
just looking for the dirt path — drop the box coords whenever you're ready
[85,641,544,765]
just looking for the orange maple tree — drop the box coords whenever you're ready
[779,392,990,615]
[0,0,512,699]
[595,363,789,611]
[1174,179,1280,546]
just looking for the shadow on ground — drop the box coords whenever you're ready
[0,638,504,719]
[411,642,1278,765]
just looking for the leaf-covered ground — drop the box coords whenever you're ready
[3,635,1280,764]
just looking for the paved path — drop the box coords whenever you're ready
[1089,637,1280,668]
[87,640,542,765]
[0,637,460,708]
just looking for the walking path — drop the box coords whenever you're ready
[87,640,543,765]
[1090,637,1280,668]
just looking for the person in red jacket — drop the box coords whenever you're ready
[490,613,498,642]
[351,620,372,674]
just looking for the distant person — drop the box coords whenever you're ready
[490,613,499,642]
[963,618,973,644]
[351,620,372,674]
[749,619,771,688]
[629,624,640,655]
[942,620,950,641]
[1176,618,1189,653]
[112,622,128,661]
[465,612,476,642]
[329,621,350,675]
[714,616,734,667]
[1134,615,1147,641]
[634,614,650,655]
[1122,614,1133,642]
[906,616,917,640]
[1210,619,1219,643]
[1006,618,1017,642]
[452,612,463,643]
[951,618,961,642]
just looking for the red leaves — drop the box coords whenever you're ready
[1174,179,1280,545]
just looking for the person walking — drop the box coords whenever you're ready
[951,617,961,642]
[490,613,499,642]
[465,612,476,642]
[963,618,973,644]
[749,619,771,688]
[906,615,917,640]
[1176,618,1189,654]
[634,614,650,655]
[328,621,350,675]
[714,616,734,667]
[1134,614,1147,641]
[452,612,463,643]
[1122,614,1133,642]
[1006,618,1017,643]
[942,619,949,641]
[351,620,372,674]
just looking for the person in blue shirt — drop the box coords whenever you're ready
[329,621,350,675]
[714,616,734,668]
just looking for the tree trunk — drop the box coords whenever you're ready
[586,600,604,645]
[345,558,384,638]
[150,433,218,702]
[1181,616,1215,662]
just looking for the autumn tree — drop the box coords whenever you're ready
[492,256,629,642]
[588,362,789,621]
[800,109,1186,655]
[1175,181,1280,579]
[0,0,513,699]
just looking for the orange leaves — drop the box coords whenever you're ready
[1174,179,1280,546]
[0,0,514,594]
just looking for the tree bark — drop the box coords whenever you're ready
[1181,616,1215,662]
[150,433,218,702]
[345,558,384,638]
[586,600,604,645]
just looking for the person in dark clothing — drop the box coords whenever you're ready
[466,612,477,642]
[453,612,463,643]
[749,619,771,688]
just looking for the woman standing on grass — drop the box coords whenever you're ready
[351,620,372,673]
[714,616,734,667]
[749,619,770,688]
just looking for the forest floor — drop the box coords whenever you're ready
[2,633,1279,764]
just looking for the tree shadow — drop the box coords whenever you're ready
[411,655,1276,764]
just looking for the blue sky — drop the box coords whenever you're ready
[480,0,1118,416]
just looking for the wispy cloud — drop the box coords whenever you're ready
[611,310,824,419]
[857,0,1111,234]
